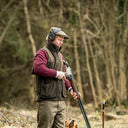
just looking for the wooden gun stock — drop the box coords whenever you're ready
[70,80,80,99]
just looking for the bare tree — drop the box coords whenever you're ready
[73,29,84,100]
[23,0,37,104]
[77,2,98,107]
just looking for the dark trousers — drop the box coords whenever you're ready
[37,101,66,128]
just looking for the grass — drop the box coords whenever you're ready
[0,103,128,128]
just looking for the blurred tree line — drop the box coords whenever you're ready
[0,0,128,108]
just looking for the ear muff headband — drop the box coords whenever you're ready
[48,28,61,41]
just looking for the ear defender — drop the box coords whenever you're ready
[48,28,61,41]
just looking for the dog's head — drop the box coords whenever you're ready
[65,118,78,128]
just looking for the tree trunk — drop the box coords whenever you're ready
[118,0,127,101]
[23,0,36,56]
[77,2,98,107]
[23,0,36,104]
[73,29,84,100]
[119,47,127,100]
[89,40,103,107]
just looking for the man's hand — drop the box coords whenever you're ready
[57,71,66,80]
[70,89,79,101]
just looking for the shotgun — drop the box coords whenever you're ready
[63,60,91,128]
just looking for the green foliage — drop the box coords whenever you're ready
[16,39,29,64]
[69,2,79,26]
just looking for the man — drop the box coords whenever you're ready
[33,27,78,128]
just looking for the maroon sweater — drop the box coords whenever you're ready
[33,49,71,90]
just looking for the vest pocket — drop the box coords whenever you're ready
[40,82,56,98]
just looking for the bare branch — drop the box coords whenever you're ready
[38,0,44,18]
[0,6,19,45]
[0,0,14,16]
[23,0,36,56]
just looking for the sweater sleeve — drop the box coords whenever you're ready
[33,49,57,77]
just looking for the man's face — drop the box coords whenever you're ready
[52,36,64,48]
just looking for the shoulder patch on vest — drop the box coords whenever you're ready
[42,47,54,62]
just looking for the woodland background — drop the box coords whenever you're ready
[0,0,128,109]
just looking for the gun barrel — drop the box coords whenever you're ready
[68,71,91,128]
[78,98,91,128]
[63,60,91,128]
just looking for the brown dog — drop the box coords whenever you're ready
[65,118,78,128]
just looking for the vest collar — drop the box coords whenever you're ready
[47,42,60,53]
